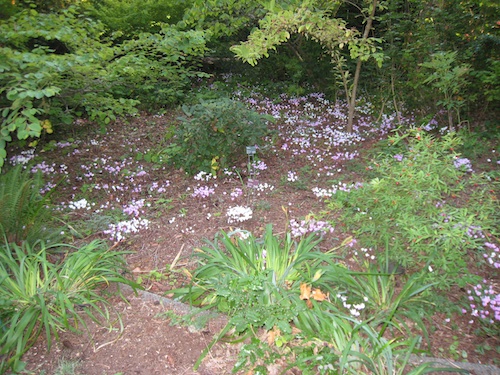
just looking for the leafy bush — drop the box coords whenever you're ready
[470,57,500,104]
[0,165,58,245]
[0,239,139,373]
[166,98,274,174]
[329,128,498,289]
[0,7,131,167]
[419,51,470,129]
[0,7,208,169]
[106,26,209,108]
[84,0,188,39]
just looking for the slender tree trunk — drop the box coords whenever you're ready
[347,0,377,133]
[391,68,402,126]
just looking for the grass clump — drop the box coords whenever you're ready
[174,225,437,374]
[0,240,139,374]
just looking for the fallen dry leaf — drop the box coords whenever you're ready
[267,327,279,346]
[312,288,328,301]
[300,283,311,300]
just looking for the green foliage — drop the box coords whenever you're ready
[0,0,20,19]
[166,98,273,174]
[0,6,208,169]
[230,2,384,132]
[230,6,360,67]
[6,0,75,12]
[182,0,267,38]
[288,291,449,375]
[173,225,441,374]
[376,0,499,121]
[318,256,433,341]
[0,165,58,245]
[292,308,437,375]
[0,7,128,167]
[53,358,82,375]
[174,225,327,306]
[173,225,332,371]
[106,25,209,108]
[0,239,140,374]
[419,51,470,129]
[472,58,500,103]
[329,128,498,289]
[456,128,493,160]
[85,0,190,39]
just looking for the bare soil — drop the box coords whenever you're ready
[15,102,500,374]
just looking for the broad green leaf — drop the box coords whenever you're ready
[6,90,18,101]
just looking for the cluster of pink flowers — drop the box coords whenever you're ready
[192,186,215,198]
[289,218,333,238]
[483,242,500,269]
[230,188,243,200]
[463,281,500,324]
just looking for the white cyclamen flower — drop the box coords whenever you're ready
[227,206,253,223]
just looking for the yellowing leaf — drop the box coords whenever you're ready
[312,270,324,282]
[182,268,192,279]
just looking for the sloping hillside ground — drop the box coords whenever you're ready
[11,85,499,374]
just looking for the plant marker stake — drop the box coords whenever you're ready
[246,145,256,203]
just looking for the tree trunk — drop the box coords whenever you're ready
[347,0,378,133]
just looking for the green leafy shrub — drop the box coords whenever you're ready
[106,26,209,108]
[0,7,126,167]
[0,165,58,245]
[419,51,470,129]
[84,0,188,39]
[0,7,208,169]
[0,239,139,373]
[329,128,497,289]
[471,58,500,104]
[166,98,274,174]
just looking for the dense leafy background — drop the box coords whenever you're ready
[1,0,498,168]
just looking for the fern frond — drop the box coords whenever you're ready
[0,166,56,244]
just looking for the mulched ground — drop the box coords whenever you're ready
[11,93,500,374]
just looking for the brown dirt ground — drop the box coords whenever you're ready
[14,106,500,374]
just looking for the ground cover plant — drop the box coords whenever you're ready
[173,225,439,374]
[1,75,498,374]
